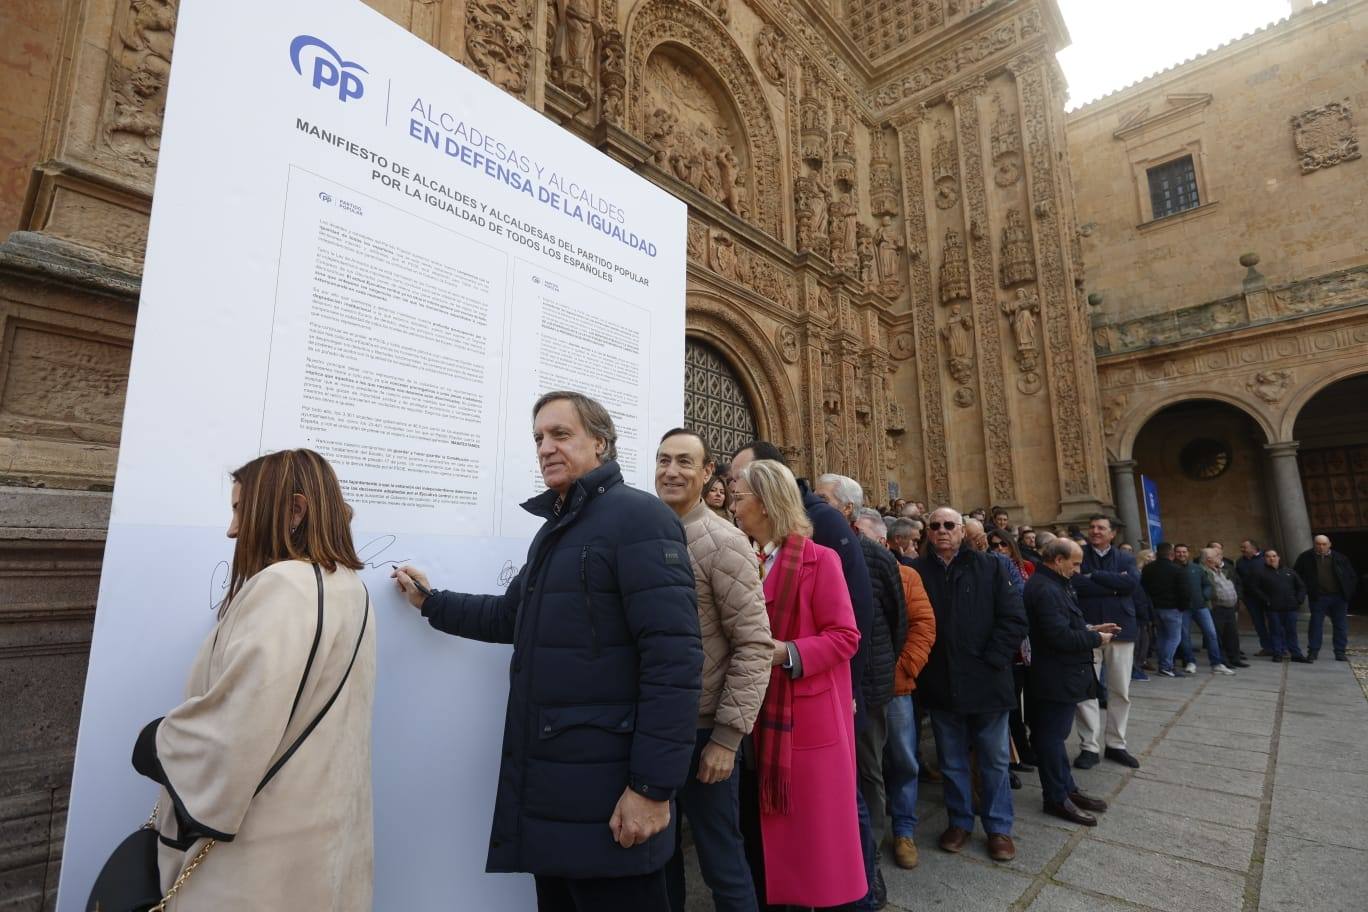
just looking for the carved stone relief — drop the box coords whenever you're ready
[103,0,177,165]
[857,222,876,286]
[999,208,1036,287]
[643,49,751,218]
[700,0,731,24]
[990,92,1023,187]
[875,216,906,298]
[828,192,858,271]
[550,0,597,102]
[869,134,899,217]
[628,1,782,236]
[800,69,829,165]
[941,305,975,384]
[467,0,534,96]
[939,227,970,304]
[865,10,1039,109]
[756,26,786,86]
[1291,101,1360,174]
[778,325,800,363]
[599,28,626,123]
[953,387,976,408]
[932,121,960,209]
[1002,286,1040,374]
[831,100,856,188]
[1102,392,1130,438]
[1248,369,1293,403]
[697,228,796,309]
[894,114,950,504]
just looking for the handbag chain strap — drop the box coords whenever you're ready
[149,839,216,912]
[143,565,368,910]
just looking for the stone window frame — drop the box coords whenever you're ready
[1131,141,1218,229]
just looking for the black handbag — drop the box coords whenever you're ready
[87,566,369,912]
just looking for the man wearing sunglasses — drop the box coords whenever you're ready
[911,508,1027,863]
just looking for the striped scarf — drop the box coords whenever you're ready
[755,534,805,815]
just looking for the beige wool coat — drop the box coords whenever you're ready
[151,560,375,910]
[681,500,773,750]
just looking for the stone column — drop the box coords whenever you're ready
[1109,459,1144,547]
[1264,441,1313,557]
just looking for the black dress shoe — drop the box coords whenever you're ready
[1290,655,1312,663]
[1272,654,1285,663]
[1044,798,1097,826]
[1104,747,1140,769]
[1073,749,1100,770]
[1010,762,1036,773]
[1068,791,1108,812]
[1233,660,1250,668]
[1336,653,1348,661]
[872,864,887,909]
[1256,648,1272,657]
[1009,771,1022,790]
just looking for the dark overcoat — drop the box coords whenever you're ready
[422,460,702,877]
[1025,566,1103,704]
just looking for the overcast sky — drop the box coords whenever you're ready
[1054,0,1306,109]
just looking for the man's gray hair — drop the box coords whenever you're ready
[890,518,917,538]
[1199,547,1220,566]
[532,390,617,462]
[856,507,884,528]
[1041,537,1081,562]
[817,473,864,509]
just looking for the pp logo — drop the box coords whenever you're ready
[290,35,366,102]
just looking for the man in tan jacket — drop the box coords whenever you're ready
[657,428,773,912]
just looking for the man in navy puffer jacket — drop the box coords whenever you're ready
[396,392,702,911]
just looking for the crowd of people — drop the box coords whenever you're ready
[116,390,1358,912]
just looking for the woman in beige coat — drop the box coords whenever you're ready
[131,449,375,909]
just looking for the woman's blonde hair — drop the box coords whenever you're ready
[735,459,812,541]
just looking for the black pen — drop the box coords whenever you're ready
[409,577,434,598]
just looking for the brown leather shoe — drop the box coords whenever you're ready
[894,835,920,869]
[939,825,971,853]
[1068,791,1108,813]
[1045,799,1098,826]
[986,832,1016,861]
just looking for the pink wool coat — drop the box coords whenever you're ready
[760,537,866,907]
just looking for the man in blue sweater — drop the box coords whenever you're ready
[1072,516,1142,770]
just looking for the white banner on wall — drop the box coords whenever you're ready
[57,0,686,907]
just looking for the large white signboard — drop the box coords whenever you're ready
[57,0,686,907]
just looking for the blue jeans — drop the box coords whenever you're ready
[1308,595,1350,656]
[884,694,921,838]
[1155,608,1184,672]
[1027,700,1079,805]
[1189,606,1225,666]
[664,729,757,912]
[1269,610,1304,659]
[1177,612,1196,665]
[929,709,1013,835]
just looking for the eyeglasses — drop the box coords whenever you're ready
[993,541,1011,550]
[927,521,958,531]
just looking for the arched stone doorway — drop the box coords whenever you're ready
[1292,372,1368,614]
[684,338,758,463]
[1125,399,1272,550]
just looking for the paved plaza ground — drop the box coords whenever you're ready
[682,619,1368,911]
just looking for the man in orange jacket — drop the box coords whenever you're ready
[854,511,937,870]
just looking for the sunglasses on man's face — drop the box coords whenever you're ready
[928,521,958,531]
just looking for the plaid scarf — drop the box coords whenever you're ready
[755,534,805,815]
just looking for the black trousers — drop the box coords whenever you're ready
[1028,699,1078,806]
[1211,605,1242,663]
[1009,665,1035,764]
[535,871,670,912]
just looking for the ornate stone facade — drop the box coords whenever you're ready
[0,2,1101,904]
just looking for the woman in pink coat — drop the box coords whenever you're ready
[732,458,865,909]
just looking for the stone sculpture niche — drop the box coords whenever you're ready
[643,47,752,219]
